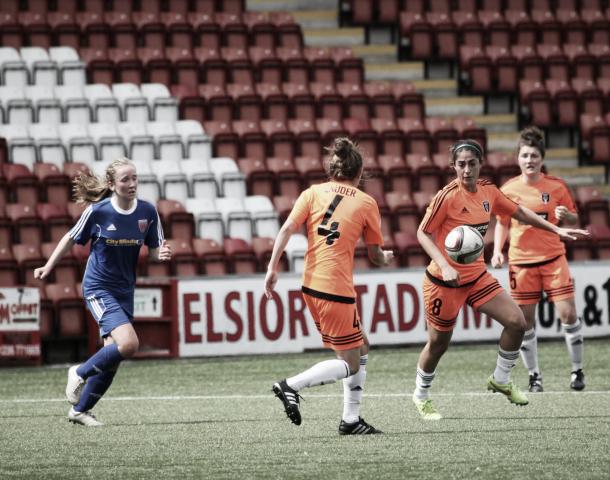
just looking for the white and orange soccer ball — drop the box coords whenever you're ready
[444,225,485,264]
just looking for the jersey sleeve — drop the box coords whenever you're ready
[420,189,450,234]
[287,188,312,227]
[495,184,513,225]
[491,185,519,218]
[145,208,164,248]
[558,183,578,213]
[362,199,384,245]
[68,205,94,245]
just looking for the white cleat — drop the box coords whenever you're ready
[68,407,103,427]
[66,365,85,405]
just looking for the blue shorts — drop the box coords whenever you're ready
[84,290,133,337]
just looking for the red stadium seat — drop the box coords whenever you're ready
[13,243,44,287]
[36,203,72,243]
[272,195,297,224]
[228,83,263,121]
[386,191,418,234]
[372,118,405,157]
[407,153,443,194]
[0,247,19,286]
[0,12,23,49]
[77,12,110,49]
[224,237,257,274]
[133,12,165,49]
[294,156,326,188]
[267,158,301,198]
[453,11,484,48]
[252,236,287,271]
[365,81,396,120]
[156,199,194,241]
[394,231,429,267]
[398,118,432,157]
[257,83,289,121]
[288,118,321,158]
[260,119,296,159]
[576,186,610,227]
[378,155,413,194]
[45,283,86,337]
[105,11,137,49]
[283,82,315,121]
[249,46,282,86]
[41,242,80,285]
[192,238,229,276]
[7,203,43,246]
[238,158,275,198]
[20,12,51,49]
[198,84,232,122]
[162,12,193,49]
[399,12,433,60]
[304,47,335,85]
[311,82,343,122]
[49,12,80,50]
[194,47,228,86]
[167,238,198,277]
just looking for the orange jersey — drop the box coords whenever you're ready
[288,181,384,298]
[498,174,577,264]
[420,179,518,285]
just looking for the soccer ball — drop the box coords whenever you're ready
[444,225,485,264]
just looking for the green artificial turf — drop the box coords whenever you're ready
[1,339,609,479]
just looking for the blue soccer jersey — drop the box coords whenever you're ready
[69,197,164,306]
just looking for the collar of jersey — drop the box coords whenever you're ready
[110,195,138,215]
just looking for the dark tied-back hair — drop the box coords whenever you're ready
[518,126,546,159]
[325,137,363,181]
[449,139,484,166]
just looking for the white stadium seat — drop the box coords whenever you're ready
[20,47,58,86]
[140,83,178,122]
[48,46,86,86]
[112,83,149,122]
[84,84,121,123]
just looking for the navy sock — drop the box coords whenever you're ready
[75,369,117,413]
[76,344,124,379]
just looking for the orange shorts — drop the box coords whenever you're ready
[423,270,504,332]
[509,255,574,305]
[302,287,364,351]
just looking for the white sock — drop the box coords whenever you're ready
[563,319,584,371]
[342,355,367,423]
[413,365,436,401]
[493,348,520,384]
[519,328,540,376]
[286,359,350,391]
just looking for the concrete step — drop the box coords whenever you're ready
[471,114,517,133]
[411,79,457,98]
[303,27,364,47]
[352,44,397,64]
[425,96,484,116]
[293,10,337,29]
[487,131,519,151]
[547,166,606,186]
[545,148,580,169]
[364,62,424,81]
[247,0,338,11]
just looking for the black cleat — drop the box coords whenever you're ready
[338,417,383,435]
[570,369,585,391]
[528,373,544,393]
[272,380,302,425]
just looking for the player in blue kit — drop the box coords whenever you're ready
[34,157,172,426]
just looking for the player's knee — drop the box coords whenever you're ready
[347,361,360,376]
[508,308,527,332]
[118,338,139,358]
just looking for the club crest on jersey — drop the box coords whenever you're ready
[482,201,490,212]
[138,219,149,232]
[541,192,550,204]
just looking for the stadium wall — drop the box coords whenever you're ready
[175,262,610,357]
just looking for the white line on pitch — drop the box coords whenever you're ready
[1,390,609,404]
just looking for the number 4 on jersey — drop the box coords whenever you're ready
[317,194,343,245]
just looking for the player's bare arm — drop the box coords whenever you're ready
[512,205,590,241]
[491,218,510,268]
[555,205,578,226]
[265,218,300,299]
[417,228,459,285]
[33,232,75,280]
[367,245,394,266]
